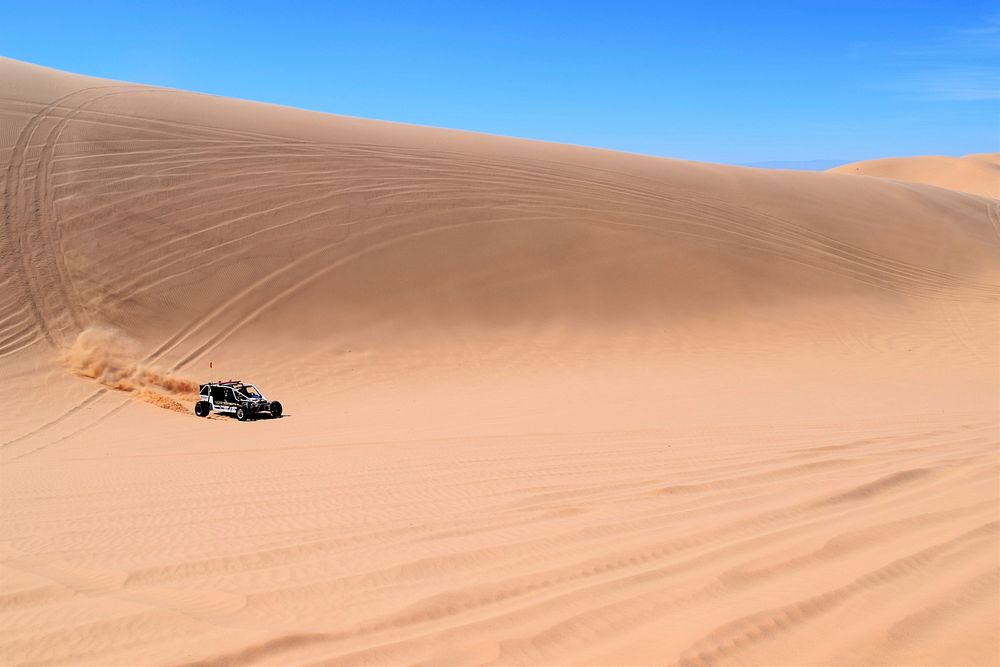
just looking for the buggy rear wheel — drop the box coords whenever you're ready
[194,401,210,417]
[269,401,283,418]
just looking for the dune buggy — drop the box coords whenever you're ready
[195,380,282,421]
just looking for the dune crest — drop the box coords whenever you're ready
[831,153,1000,198]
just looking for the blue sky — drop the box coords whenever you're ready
[2,1,997,164]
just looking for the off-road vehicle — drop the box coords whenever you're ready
[194,381,282,420]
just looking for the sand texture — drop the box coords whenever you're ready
[1,58,998,666]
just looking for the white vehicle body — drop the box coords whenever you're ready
[196,381,281,420]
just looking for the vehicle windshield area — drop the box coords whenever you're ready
[236,384,261,399]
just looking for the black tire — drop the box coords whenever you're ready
[269,401,283,418]
[194,401,211,417]
[236,407,248,421]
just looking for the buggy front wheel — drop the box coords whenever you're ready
[269,401,283,418]
[236,407,248,421]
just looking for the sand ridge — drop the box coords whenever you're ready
[831,153,1000,199]
[0,57,998,666]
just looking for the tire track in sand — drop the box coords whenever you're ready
[0,86,129,352]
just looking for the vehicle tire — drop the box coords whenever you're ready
[236,407,248,421]
[269,401,283,418]
[194,401,210,417]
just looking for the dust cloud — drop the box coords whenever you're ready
[61,327,198,409]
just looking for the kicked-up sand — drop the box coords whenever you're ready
[0,58,998,666]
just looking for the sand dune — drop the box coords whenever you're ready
[1,57,998,666]
[831,153,1000,198]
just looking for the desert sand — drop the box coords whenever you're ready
[1,57,998,666]
[832,153,1000,199]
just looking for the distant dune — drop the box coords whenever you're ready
[1,58,997,666]
[831,153,1000,198]
[741,159,854,171]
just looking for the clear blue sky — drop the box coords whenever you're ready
[2,1,997,164]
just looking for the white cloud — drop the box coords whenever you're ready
[891,68,999,101]
[885,14,999,102]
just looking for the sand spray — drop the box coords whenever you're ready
[60,327,197,412]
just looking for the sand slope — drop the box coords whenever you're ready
[1,58,998,666]
[831,153,1000,198]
